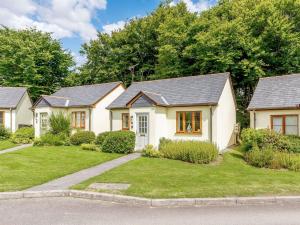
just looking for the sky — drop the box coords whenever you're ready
[0,0,217,66]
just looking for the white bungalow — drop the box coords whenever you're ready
[0,87,33,132]
[108,73,237,151]
[248,73,300,135]
[32,82,125,137]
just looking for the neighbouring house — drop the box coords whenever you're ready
[248,73,300,136]
[0,87,33,132]
[32,82,125,137]
[108,73,237,150]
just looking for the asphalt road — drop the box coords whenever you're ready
[1,197,300,225]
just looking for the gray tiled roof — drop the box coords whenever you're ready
[133,91,169,106]
[0,87,27,108]
[35,82,122,108]
[248,73,300,110]
[108,73,229,109]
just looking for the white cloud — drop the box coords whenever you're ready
[102,20,126,35]
[71,52,87,67]
[0,0,107,41]
[170,0,212,13]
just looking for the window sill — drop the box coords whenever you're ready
[175,132,202,136]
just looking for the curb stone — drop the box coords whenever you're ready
[2,190,300,207]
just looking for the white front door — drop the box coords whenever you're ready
[40,112,49,135]
[136,113,149,150]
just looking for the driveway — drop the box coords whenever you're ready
[1,197,300,225]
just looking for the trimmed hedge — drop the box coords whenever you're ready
[70,131,95,145]
[11,127,34,144]
[102,131,135,154]
[160,140,219,164]
[96,131,111,146]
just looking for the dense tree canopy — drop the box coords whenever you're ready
[77,0,300,127]
[0,28,74,101]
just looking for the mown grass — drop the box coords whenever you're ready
[73,149,300,198]
[0,140,18,151]
[0,146,121,192]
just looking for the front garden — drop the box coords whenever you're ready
[0,112,136,192]
[72,130,300,198]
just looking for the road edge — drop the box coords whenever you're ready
[1,190,300,207]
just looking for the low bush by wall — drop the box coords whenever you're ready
[81,143,99,151]
[102,131,135,154]
[70,131,95,145]
[34,133,69,146]
[241,128,300,153]
[0,126,11,140]
[11,127,34,144]
[95,131,111,146]
[159,140,219,164]
[242,128,300,171]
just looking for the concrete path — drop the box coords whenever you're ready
[1,197,300,225]
[0,144,32,155]
[27,153,141,191]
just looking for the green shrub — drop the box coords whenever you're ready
[142,145,162,158]
[34,133,69,146]
[70,131,95,145]
[11,127,34,144]
[49,112,71,136]
[160,140,218,164]
[241,128,290,152]
[285,135,300,153]
[102,131,135,154]
[245,144,275,168]
[0,126,11,140]
[268,152,300,171]
[96,131,111,146]
[81,143,99,151]
[158,137,172,150]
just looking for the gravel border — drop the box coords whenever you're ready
[1,190,300,207]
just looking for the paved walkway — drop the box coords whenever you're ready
[27,153,141,191]
[0,144,32,155]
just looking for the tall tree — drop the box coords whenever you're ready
[79,0,300,127]
[0,27,74,101]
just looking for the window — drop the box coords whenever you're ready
[122,113,130,130]
[176,111,202,134]
[0,111,4,126]
[271,115,298,135]
[40,113,48,135]
[72,112,86,129]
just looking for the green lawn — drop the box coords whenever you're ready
[0,140,18,151]
[73,150,300,198]
[0,146,121,192]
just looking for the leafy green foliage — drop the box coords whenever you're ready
[102,131,135,154]
[49,112,71,136]
[81,143,99,151]
[11,127,34,144]
[78,0,300,127]
[142,144,162,158]
[95,131,111,146]
[241,128,300,153]
[160,140,219,164]
[245,144,275,168]
[0,126,11,140]
[70,131,95,145]
[0,27,74,101]
[34,133,69,146]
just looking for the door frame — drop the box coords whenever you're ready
[135,112,150,149]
